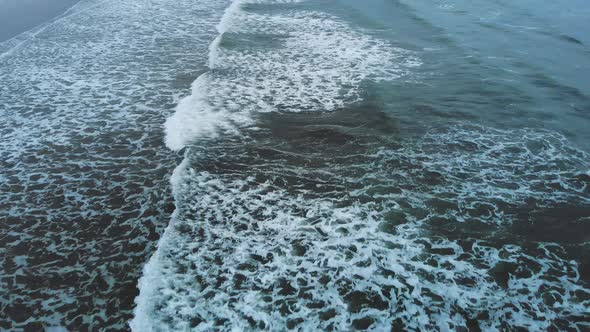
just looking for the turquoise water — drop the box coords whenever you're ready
[1,0,589,330]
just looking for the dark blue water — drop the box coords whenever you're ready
[1,0,589,330]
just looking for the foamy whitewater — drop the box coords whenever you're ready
[1,0,589,330]
[132,0,590,331]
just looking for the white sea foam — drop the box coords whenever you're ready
[131,157,190,332]
[163,0,420,150]
[164,75,246,151]
[0,0,229,329]
[0,0,114,60]
[134,0,590,331]
[134,122,590,330]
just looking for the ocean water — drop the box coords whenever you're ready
[0,0,81,42]
[1,0,227,329]
[1,0,589,331]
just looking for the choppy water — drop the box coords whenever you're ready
[1,0,589,331]
[1,0,227,329]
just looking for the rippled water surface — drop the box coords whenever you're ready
[1,0,589,331]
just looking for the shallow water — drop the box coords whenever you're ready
[1,0,589,330]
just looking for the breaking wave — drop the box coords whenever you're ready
[132,0,590,331]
